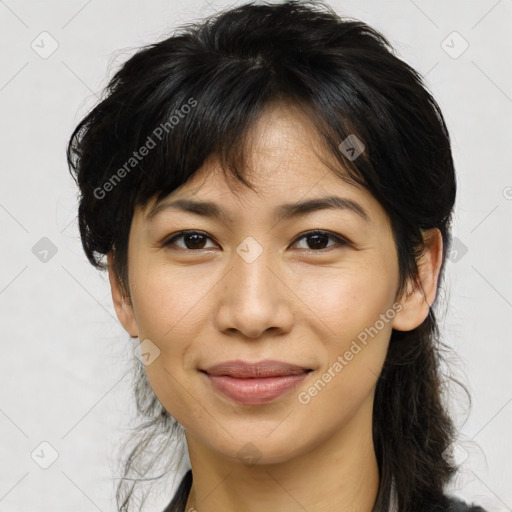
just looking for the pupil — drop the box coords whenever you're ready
[309,233,328,250]
[186,233,205,249]
[182,233,329,250]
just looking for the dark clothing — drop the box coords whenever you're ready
[162,469,488,512]
[162,469,192,512]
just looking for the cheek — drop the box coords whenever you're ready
[128,263,212,416]
[129,263,209,342]
[294,268,395,436]
[129,265,204,426]
[297,260,398,342]
[296,257,397,403]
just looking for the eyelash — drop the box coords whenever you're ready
[162,229,349,253]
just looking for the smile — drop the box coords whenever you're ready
[201,371,312,405]
[200,359,313,405]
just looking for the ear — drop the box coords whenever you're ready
[392,228,443,332]
[107,252,139,338]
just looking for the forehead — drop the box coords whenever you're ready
[138,102,386,226]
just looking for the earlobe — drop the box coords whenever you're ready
[392,228,443,332]
[107,252,139,338]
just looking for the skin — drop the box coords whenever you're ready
[108,103,443,512]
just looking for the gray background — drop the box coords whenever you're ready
[0,0,511,510]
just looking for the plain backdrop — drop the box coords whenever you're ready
[0,0,511,511]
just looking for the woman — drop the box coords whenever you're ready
[67,1,487,511]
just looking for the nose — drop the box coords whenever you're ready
[213,246,295,339]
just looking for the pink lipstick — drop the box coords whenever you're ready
[201,360,312,405]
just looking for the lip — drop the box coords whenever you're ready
[200,360,312,405]
[202,359,312,378]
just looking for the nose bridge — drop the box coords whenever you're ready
[214,234,292,338]
[232,235,276,308]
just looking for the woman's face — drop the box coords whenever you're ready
[111,103,410,466]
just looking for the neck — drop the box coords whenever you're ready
[183,394,380,512]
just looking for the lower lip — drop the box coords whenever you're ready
[203,372,310,405]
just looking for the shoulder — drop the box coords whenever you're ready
[436,494,488,512]
[161,474,489,512]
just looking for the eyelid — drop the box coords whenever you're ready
[292,229,350,250]
[162,230,217,249]
[162,229,351,252]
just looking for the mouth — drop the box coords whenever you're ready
[200,360,313,405]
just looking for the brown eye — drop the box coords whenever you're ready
[163,231,217,251]
[162,229,349,253]
[292,230,349,251]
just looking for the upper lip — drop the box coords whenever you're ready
[202,360,312,378]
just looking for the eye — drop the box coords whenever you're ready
[163,230,218,251]
[162,229,349,252]
[291,230,349,251]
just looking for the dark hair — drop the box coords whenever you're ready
[66,1,471,510]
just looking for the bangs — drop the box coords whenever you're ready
[68,0,454,300]
[99,49,375,216]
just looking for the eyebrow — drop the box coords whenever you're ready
[145,195,370,224]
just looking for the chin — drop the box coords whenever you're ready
[204,429,307,467]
